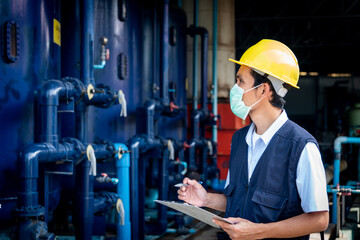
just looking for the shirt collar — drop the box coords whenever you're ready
[245,110,288,147]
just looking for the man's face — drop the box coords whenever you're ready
[235,65,263,108]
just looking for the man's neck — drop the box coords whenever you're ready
[250,105,282,135]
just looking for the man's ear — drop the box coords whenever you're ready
[263,83,271,95]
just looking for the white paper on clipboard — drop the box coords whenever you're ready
[155,200,234,228]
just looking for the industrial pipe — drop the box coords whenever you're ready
[80,0,94,85]
[75,141,119,239]
[212,0,218,142]
[93,192,120,215]
[16,139,84,239]
[76,0,95,237]
[144,101,157,139]
[84,84,119,108]
[160,0,170,106]
[127,135,166,239]
[114,143,131,240]
[129,141,140,240]
[192,0,199,109]
[331,136,360,223]
[39,79,83,147]
[146,147,170,235]
[191,109,202,140]
[188,25,209,113]
[18,78,83,216]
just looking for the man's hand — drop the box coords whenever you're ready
[177,177,208,207]
[213,211,329,239]
[213,217,263,240]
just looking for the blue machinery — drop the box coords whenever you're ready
[329,137,360,225]
[0,0,220,239]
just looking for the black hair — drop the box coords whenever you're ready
[250,70,286,109]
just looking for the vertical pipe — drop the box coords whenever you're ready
[332,137,344,224]
[200,31,208,113]
[358,148,360,182]
[76,0,94,238]
[75,159,93,240]
[44,173,49,223]
[114,143,131,240]
[332,156,340,224]
[40,105,59,148]
[201,146,209,187]
[212,0,218,142]
[75,103,87,141]
[192,0,199,110]
[192,112,200,140]
[161,0,170,106]
[145,101,156,139]
[80,0,94,85]
[336,193,340,237]
[158,148,169,232]
[331,136,360,223]
[130,142,140,240]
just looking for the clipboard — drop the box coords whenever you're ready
[155,200,233,228]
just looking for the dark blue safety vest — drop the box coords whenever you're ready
[223,120,318,240]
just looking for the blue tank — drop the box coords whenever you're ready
[0,0,61,228]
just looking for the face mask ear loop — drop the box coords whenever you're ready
[249,84,266,108]
[249,95,264,108]
[244,83,264,94]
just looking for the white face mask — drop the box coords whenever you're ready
[230,83,263,120]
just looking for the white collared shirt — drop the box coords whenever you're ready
[225,110,329,213]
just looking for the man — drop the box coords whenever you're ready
[178,39,329,240]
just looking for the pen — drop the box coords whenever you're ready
[174,181,203,187]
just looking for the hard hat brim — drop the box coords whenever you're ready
[228,58,241,65]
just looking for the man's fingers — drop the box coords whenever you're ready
[213,218,232,230]
[183,177,190,184]
[226,217,243,224]
[212,218,223,227]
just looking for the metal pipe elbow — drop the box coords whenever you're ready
[39,80,66,105]
[334,136,348,153]
[19,143,53,179]
[39,79,82,105]
[187,25,208,38]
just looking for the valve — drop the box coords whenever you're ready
[118,90,127,117]
[94,36,109,69]
[207,140,213,155]
[170,102,179,112]
[96,173,119,185]
[86,145,97,176]
[167,140,175,161]
[183,142,191,149]
[117,198,125,225]
[87,84,95,100]
[117,146,131,159]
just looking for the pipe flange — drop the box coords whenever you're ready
[14,205,45,218]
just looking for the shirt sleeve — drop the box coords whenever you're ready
[224,170,230,189]
[296,142,329,213]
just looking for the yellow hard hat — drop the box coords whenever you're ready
[229,39,300,89]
